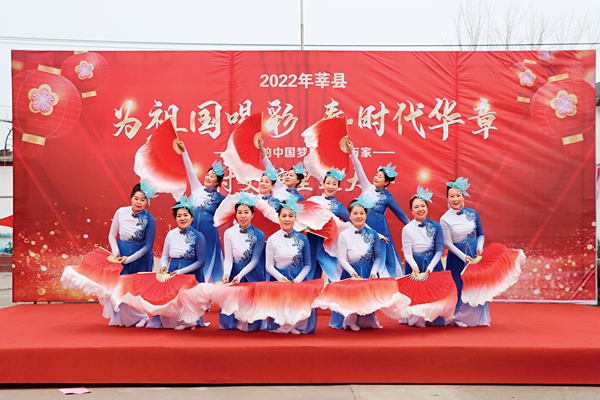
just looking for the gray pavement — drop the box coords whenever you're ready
[0,272,599,399]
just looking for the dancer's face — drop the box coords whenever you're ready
[373,171,387,189]
[259,175,274,195]
[236,205,254,229]
[411,198,428,222]
[349,206,367,230]
[176,208,193,230]
[284,170,299,188]
[131,191,147,213]
[447,188,464,211]
[278,208,296,233]
[204,169,218,189]
[323,177,339,197]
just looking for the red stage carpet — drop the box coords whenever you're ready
[0,302,598,385]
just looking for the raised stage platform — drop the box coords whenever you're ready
[0,302,598,385]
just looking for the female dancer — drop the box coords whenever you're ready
[108,182,156,275]
[347,142,409,277]
[401,186,445,327]
[306,168,349,282]
[265,196,316,334]
[220,193,267,331]
[178,140,225,283]
[148,196,207,330]
[259,139,306,201]
[440,177,490,327]
[106,182,156,328]
[258,164,281,211]
[329,194,383,331]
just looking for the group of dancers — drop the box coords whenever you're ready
[86,134,502,334]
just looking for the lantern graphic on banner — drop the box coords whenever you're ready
[12,65,82,158]
[530,76,595,145]
[61,51,110,98]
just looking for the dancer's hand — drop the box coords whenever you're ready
[231,275,240,284]
[177,140,186,153]
[369,273,378,279]
[380,236,390,243]
[476,248,483,256]
[351,271,361,279]
[465,255,475,264]
[281,276,291,283]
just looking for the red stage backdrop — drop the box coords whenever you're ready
[11,50,597,303]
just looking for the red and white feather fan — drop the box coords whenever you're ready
[134,118,187,199]
[301,117,350,182]
[220,113,264,184]
[460,242,525,307]
[313,277,409,316]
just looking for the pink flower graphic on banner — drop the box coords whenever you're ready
[519,69,536,87]
[75,60,94,80]
[550,90,577,118]
[27,84,59,116]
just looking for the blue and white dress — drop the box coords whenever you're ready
[219,224,266,331]
[306,194,350,281]
[105,206,156,327]
[182,150,225,283]
[265,229,316,333]
[108,207,156,275]
[329,225,383,330]
[147,225,207,329]
[262,156,305,201]
[350,153,409,277]
[401,218,445,327]
[440,207,491,327]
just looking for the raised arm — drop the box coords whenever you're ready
[180,142,203,195]
[349,151,372,192]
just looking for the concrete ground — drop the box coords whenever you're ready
[0,272,599,400]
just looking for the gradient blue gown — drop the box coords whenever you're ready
[105,206,156,327]
[108,207,156,275]
[265,229,317,334]
[219,224,267,331]
[350,153,409,277]
[402,218,446,326]
[182,150,225,283]
[306,194,350,281]
[329,225,383,330]
[441,207,491,327]
[147,225,207,328]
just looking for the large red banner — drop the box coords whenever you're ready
[11,50,596,303]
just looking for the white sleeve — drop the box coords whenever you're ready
[441,218,466,262]
[477,235,485,252]
[223,230,233,277]
[402,227,419,272]
[160,234,170,268]
[182,149,203,195]
[108,210,120,256]
[337,234,357,276]
[426,251,443,273]
[265,238,284,281]
[350,152,373,192]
